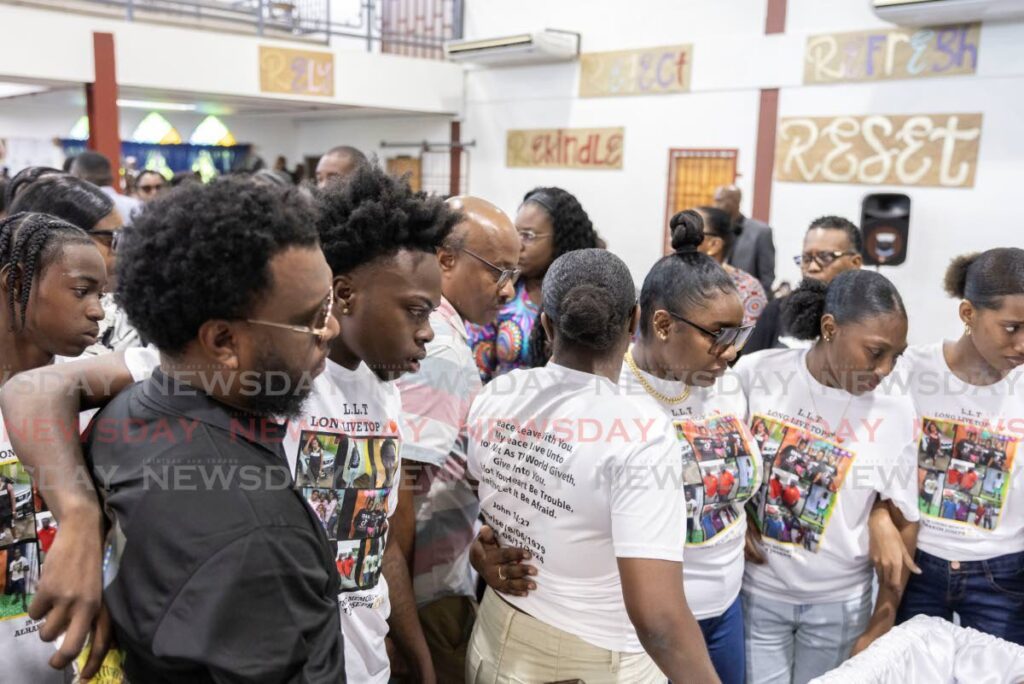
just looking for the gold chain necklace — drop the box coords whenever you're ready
[803,351,857,445]
[625,348,692,405]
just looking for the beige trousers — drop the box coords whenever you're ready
[466,589,666,684]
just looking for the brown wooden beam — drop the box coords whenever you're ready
[765,0,788,35]
[752,88,779,223]
[86,32,122,192]
[449,120,462,197]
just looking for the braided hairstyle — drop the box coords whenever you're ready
[0,212,94,331]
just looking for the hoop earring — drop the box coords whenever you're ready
[964,323,972,337]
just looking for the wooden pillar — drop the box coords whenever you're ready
[752,88,780,223]
[86,32,122,192]
[751,0,787,222]
[449,120,462,197]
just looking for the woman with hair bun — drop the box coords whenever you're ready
[734,270,920,683]
[471,211,751,682]
[621,210,759,683]
[465,248,717,683]
[877,247,1024,643]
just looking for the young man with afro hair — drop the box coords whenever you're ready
[2,165,460,683]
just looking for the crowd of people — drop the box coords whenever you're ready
[0,146,1020,684]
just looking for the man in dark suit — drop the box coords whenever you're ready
[714,185,776,297]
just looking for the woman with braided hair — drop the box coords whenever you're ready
[468,186,601,380]
[0,211,106,681]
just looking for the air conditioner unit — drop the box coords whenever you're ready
[444,29,580,67]
[872,0,1024,26]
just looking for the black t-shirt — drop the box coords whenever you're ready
[86,370,345,683]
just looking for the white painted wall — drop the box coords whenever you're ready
[460,0,1024,345]
[2,0,1022,345]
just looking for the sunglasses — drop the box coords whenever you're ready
[89,228,124,252]
[462,248,521,290]
[793,250,857,268]
[666,310,754,356]
[246,289,335,343]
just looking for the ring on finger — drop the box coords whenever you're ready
[498,565,507,581]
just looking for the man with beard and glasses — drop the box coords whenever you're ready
[0,167,457,683]
[0,178,346,682]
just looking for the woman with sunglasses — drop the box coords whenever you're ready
[9,173,138,356]
[735,270,919,684]
[467,186,600,381]
[466,248,718,683]
[471,212,754,683]
[694,206,767,327]
[622,211,758,684]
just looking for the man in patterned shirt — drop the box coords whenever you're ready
[392,196,520,681]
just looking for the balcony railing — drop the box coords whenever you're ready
[2,0,463,55]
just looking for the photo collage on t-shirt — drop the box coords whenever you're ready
[917,417,1017,530]
[674,415,759,544]
[293,432,399,593]
[749,415,854,553]
[0,457,54,622]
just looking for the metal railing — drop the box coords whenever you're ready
[4,0,462,54]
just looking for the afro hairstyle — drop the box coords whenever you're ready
[315,164,460,275]
[115,177,319,354]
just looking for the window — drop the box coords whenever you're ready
[663,148,738,254]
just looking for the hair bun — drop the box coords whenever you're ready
[669,209,705,254]
[943,252,979,299]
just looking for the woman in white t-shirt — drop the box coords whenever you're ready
[472,212,757,683]
[466,248,718,683]
[0,213,107,682]
[621,211,757,684]
[884,248,1024,644]
[735,270,920,684]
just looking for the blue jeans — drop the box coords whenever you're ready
[699,596,745,684]
[897,548,1024,645]
[741,589,871,684]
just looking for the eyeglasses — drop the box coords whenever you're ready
[517,230,551,244]
[89,228,124,253]
[461,248,521,290]
[666,310,754,356]
[794,250,858,268]
[246,289,335,343]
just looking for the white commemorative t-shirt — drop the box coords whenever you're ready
[125,347,402,683]
[734,348,920,604]
[896,342,1024,561]
[618,362,762,620]
[467,363,685,653]
[0,410,62,683]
